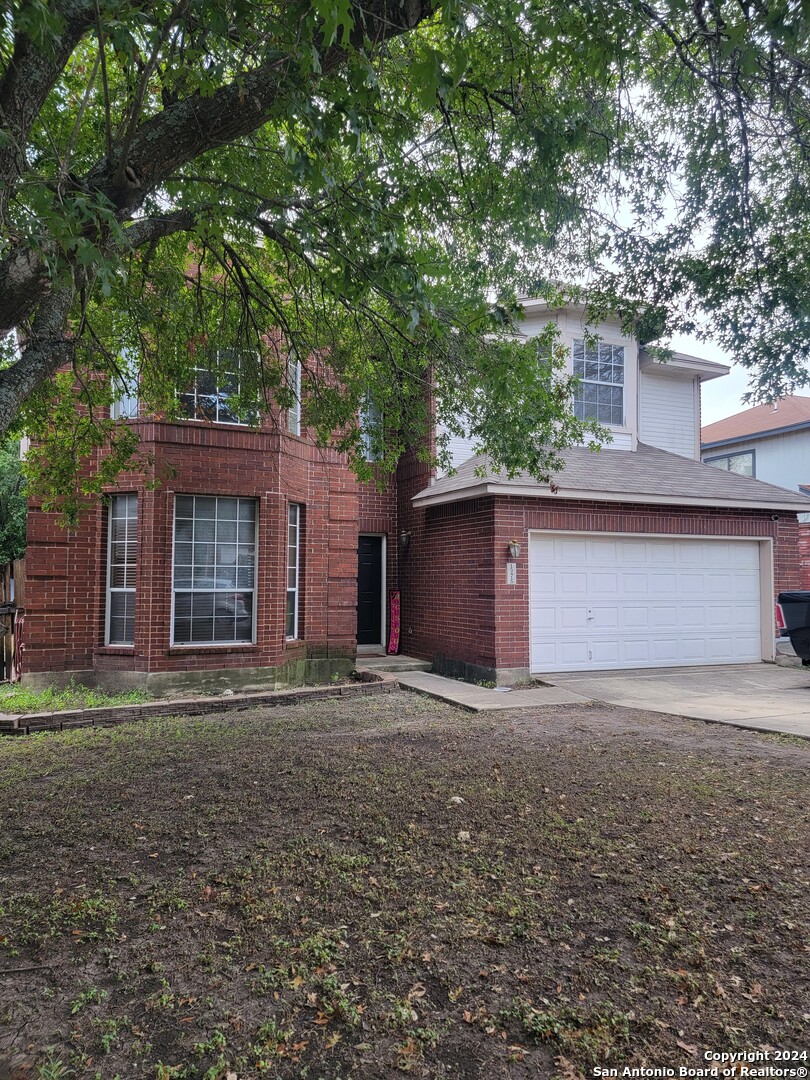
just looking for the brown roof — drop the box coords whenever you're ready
[413,443,810,511]
[701,396,810,446]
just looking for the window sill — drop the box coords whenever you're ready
[168,643,258,654]
[96,645,135,654]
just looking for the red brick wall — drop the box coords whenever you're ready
[23,418,398,679]
[799,522,810,589]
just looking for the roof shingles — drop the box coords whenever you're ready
[413,443,810,511]
[701,396,810,445]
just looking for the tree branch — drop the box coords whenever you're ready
[0,0,97,223]
[0,285,77,436]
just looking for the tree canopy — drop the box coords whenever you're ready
[1,0,809,512]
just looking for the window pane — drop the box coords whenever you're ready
[194,518,216,543]
[217,520,237,543]
[235,566,254,589]
[218,499,239,521]
[195,497,216,518]
[729,454,753,476]
[107,495,137,645]
[213,561,236,587]
[172,496,255,644]
[174,541,193,565]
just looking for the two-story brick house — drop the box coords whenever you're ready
[20,302,810,691]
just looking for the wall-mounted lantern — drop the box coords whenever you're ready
[400,530,412,553]
[507,540,521,559]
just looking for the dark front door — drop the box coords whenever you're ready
[357,536,383,645]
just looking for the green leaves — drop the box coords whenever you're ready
[4,0,810,508]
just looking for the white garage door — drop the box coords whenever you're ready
[530,534,763,673]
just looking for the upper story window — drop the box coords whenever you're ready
[360,395,383,462]
[111,351,139,419]
[178,349,258,426]
[703,450,754,477]
[286,356,302,436]
[572,340,625,426]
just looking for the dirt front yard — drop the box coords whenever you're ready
[0,691,808,1079]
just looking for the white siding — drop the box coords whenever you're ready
[702,432,810,523]
[436,422,478,474]
[639,372,698,459]
[702,429,810,497]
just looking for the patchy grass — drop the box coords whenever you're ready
[0,692,807,1079]
[0,681,151,715]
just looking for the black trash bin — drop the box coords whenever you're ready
[776,591,810,664]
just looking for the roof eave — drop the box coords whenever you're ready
[640,351,729,382]
[412,482,809,513]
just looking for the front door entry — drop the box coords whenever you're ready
[357,535,384,646]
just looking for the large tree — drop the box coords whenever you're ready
[1,0,809,512]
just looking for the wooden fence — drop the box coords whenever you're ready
[0,559,24,682]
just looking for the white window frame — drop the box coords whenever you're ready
[287,356,302,436]
[572,338,625,427]
[111,350,139,419]
[170,495,258,646]
[178,348,258,426]
[105,494,138,646]
[360,394,383,462]
[286,503,301,640]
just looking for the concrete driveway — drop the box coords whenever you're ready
[551,663,810,739]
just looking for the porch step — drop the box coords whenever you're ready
[356,655,433,674]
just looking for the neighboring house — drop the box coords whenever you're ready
[701,396,810,587]
[20,303,810,692]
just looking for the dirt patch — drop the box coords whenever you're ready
[0,692,807,1078]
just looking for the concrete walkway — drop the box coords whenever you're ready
[551,663,810,739]
[364,657,810,740]
[391,669,590,711]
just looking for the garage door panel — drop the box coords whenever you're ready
[679,574,706,597]
[679,607,707,629]
[559,641,590,665]
[589,607,620,629]
[649,543,677,565]
[559,607,588,630]
[617,541,648,564]
[560,572,588,595]
[590,640,621,664]
[559,539,589,562]
[624,640,651,663]
[530,535,763,673]
[651,605,678,628]
[649,637,679,662]
[591,573,620,596]
[732,575,760,600]
[621,573,649,595]
[623,606,650,629]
